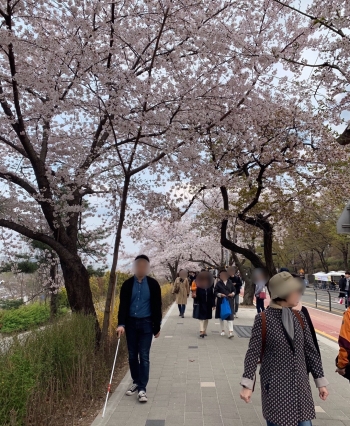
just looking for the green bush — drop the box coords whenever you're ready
[0,303,50,333]
[0,298,24,310]
[0,314,102,426]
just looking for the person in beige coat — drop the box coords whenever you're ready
[173,269,190,318]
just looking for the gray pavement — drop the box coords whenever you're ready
[92,302,350,426]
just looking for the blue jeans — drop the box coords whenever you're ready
[267,421,312,426]
[178,304,186,315]
[125,317,153,392]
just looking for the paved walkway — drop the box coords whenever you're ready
[92,303,350,426]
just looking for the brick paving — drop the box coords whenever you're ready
[92,302,350,426]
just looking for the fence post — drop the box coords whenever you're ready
[314,290,317,309]
[327,290,331,312]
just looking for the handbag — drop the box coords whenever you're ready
[259,288,267,299]
[220,297,232,320]
[173,283,180,294]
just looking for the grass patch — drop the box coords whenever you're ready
[0,303,50,334]
[0,282,175,425]
[0,314,105,426]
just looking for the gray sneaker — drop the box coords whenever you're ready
[138,391,148,403]
[126,384,138,396]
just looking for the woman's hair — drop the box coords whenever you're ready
[273,297,287,302]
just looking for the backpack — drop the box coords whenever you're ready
[259,309,305,363]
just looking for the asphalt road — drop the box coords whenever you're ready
[302,287,347,316]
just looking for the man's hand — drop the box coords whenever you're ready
[116,326,125,338]
[319,387,329,401]
[212,306,216,310]
[336,367,346,376]
[154,332,160,338]
[240,387,252,403]
[228,292,235,298]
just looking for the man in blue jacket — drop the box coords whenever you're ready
[117,255,162,403]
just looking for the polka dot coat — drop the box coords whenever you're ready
[241,308,328,426]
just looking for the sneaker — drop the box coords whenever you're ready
[228,333,234,339]
[138,391,148,403]
[220,332,225,336]
[234,314,238,318]
[126,384,138,396]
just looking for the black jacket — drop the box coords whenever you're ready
[118,276,162,336]
[301,306,320,355]
[230,275,242,293]
[340,277,349,293]
[192,285,215,320]
[214,280,235,321]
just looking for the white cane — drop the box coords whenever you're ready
[102,337,121,418]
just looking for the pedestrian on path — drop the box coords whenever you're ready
[173,269,190,318]
[227,266,242,318]
[240,271,329,426]
[214,269,235,338]
[116,255,162,404]
[192,270,216,338]
[339,272,350,308]
[253,268,268,313]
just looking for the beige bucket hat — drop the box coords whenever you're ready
[268,272,303,300]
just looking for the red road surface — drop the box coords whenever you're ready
[306,305,342,340]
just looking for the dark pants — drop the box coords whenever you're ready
[256,297,265,313]
[234,293,240,314]
[125,317,153,392]
[178,304,186,315]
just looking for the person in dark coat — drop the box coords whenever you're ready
[228,266,242,318]
[339,272,350,308]
[117,255,162,403]
[214,269,235,339]
[240,272,329,426]
[192,270,216,338]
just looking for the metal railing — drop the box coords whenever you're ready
[314,289,346,313]
[314,289,332,312]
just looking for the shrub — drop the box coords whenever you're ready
[0,314,105,426]
[0,299,24,310]
[0,303,50,334]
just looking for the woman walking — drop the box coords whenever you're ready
[240,271,329,426]
[214,270,235,338]
[253,268,268,313]
[173,269,190,318]
[192,270,216,338]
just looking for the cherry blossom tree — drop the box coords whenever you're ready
[134,219,225,281]
[267,0,350,145]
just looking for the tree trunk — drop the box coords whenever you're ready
[60,255,101,342]
[317,250,329,273]
[49,263,58,318]
[263,223,276,278]
[102,175,130,341]
[343,249,348,271]
[232,252,254,305]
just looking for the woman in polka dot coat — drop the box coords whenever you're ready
[240,272,329,426]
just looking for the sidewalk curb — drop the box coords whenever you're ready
[315,331,339,351]
[90,303,176,426]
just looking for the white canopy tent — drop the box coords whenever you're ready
[313,271,345,282]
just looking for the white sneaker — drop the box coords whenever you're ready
[228,333,234,339]
[234,314,238,318]
[126,384,138,396]
[138,391,148,403]
[220,331,225,336]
